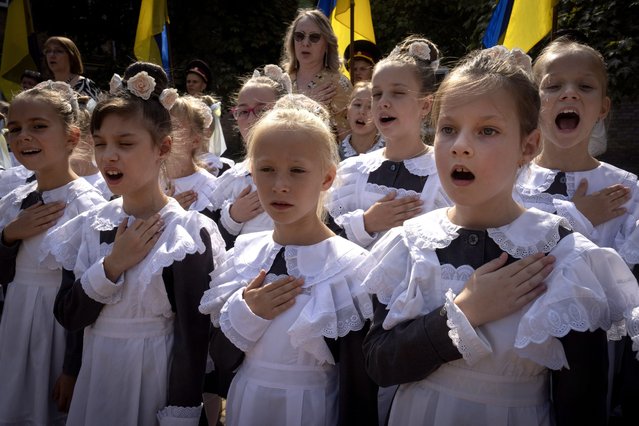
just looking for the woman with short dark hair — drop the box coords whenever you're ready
[43,36,101,101]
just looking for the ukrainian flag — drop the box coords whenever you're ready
[483,0,556,53]
[317,0,376,77]
[0,0,37,100]
[134,0,171,78]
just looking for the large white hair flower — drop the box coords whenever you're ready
[159,88,179,111]
[127,71,156,100]
[408,41,432,62]
[109,73,123,94]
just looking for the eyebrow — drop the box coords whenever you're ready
[7,116,50,126]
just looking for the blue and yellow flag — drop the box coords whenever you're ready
[483,0,556,53]
[134,0,171,78]
[0,0,37,100]
[317,0,375,77]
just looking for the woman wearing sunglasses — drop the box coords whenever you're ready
[281,8,353,140]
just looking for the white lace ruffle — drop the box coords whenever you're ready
[365,207,639,369]
[288,256,374,364]
[444,289,492,365]
[157,405,202,426]
[516,163,561,197]
[487,209,570,259]
[200,232,375,363]
[515,237,639,369]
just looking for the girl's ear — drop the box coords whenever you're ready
[158,136,172,159]
[66,126,80,152]
[420,95,434,120]
[321,164,337,191]
[599,96,611,120]
[521,128,541,164]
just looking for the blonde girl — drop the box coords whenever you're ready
[199,95,377,426]
[0,81,104,424]
[49,63,224,426]
[517,37,638,270]
[363,46,639,426]
[164,95,219,214]
[326,36,450,249]
[518,36,639,423]
[338,81,384,160]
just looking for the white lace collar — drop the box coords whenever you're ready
[340,135,384,159]
[88,197,223,285]
[354,147,436,176]
[232,231,363,287]
[405,207,570,258]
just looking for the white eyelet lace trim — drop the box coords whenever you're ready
[157,405,202,421]
[487,223,563,257]
[444,289,490,365]
[219,305,254,353]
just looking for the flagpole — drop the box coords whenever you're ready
[349,0,355,83]
[551,1,558,40]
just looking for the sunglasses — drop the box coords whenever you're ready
[232,104,270,120]
[293,32,322,44]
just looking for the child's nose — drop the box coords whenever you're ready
[273,173,290,192]
[451,132,473,156]
[560,84,579,99]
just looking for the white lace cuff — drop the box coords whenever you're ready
[553,198,593,236]
[220,200,243,236]
[157,405,202,426]
[80,257,124,304]
[444,289,492,365]
[220,288,271,351]
[335,209,376,248]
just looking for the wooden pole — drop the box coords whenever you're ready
[551,0,558,40]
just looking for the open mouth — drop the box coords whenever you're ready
[20,148,41,156]
[555,110,580,131]
[355,119,367,126]
[103,169,124,183]
[451,166,475,182]
[379,115,396,124]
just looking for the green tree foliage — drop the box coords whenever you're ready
[370,0,638,101]
[556,0,639,101]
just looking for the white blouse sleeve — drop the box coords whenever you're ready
[515,234,639,369]
[219,288,271,352]
[219,199,243,236]
[80,257,125,304]
[552,198,595,236]
[327,157,377,248]
[199,248,271,352]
